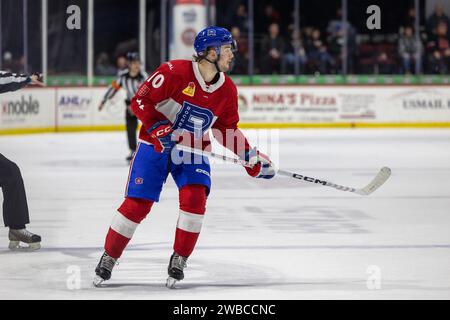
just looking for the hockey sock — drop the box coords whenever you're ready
[173,184,207,257]
[104,197,153,259]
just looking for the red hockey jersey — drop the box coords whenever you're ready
[130,59,250,155]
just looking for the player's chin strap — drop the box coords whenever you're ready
[203,55,236,74]
[203,56,222,73]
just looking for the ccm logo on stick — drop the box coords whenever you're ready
[293,174,327,185]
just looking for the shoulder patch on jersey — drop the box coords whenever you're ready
[182,82,196,97]
[137,84,150,96]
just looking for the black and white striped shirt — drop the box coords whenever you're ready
[101,69,148,105]
[0,71,31,94]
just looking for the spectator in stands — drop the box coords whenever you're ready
[327,25,344,73]
[303,27,314,42]
[260,23,284,74]
[259,5,281,32]
[232,4,249,34]
[398,26,422,74]
[95,52,117,76]
[326,8,344,38]
[326,8,357,73]
[2,52,14,72]
[426,21,450,74]
[426,3,450,36]
[374,52,396,74]
[17,56,27,74]
[304,28,334,74]
[282,28,307,74]
[2,52,26,73]
[116,56,127,73]
[230,26,249,74]
[404,6,417,28]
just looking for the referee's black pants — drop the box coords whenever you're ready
[0,154,29,229]
[125,107,138,153]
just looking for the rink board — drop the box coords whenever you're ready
[1,86,450,134]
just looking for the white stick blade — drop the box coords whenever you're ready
[355,167,391,195]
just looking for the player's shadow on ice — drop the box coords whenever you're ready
[175,279,365,290]
[100,282,256,290]
[96,279,365,291]
[95,279,450,292]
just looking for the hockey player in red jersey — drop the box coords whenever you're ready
[94,26,276,288]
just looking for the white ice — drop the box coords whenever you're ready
[0,129,449,299]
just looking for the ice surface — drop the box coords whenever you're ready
[0,129,449,299]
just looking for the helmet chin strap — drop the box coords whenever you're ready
[204,56,221,73]
[203,47,222,73]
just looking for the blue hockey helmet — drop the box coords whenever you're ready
[194,26,236,57]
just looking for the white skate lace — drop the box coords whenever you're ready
[172,254,187,270]
[101,254,117,271]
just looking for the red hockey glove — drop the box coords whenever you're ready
[240,147,276,179]
[147,120,177,154]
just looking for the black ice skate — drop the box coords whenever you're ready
[166,252,188,289]
[93,251,117,287]
[8,228,41,251]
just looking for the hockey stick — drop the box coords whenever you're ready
[176,145,391,196]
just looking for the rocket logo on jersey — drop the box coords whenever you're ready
[182,82,196,97]
[173,101,214,139]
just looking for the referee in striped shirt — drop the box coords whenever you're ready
[99,53,148,162]
[1,70,44,250]
[0,71,43,93]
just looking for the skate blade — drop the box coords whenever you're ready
[93,276,105,287]
[8,241,41,251]
[166,277,179,289]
